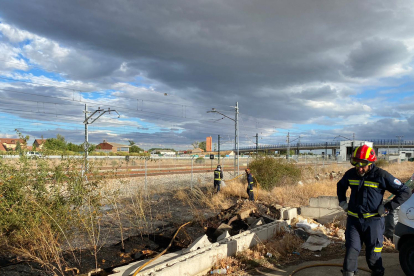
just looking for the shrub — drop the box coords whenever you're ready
[248,156,301,190]
[0,156,104,274]
[195,157,205,164]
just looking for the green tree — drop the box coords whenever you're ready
[198,141,206,151]
[44,134,67,151]
[129,145,143,153]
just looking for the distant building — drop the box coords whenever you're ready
[191,148,205,154]
[33,139,46,150]
[96,140,130,153]
[0,138,25,151]
[337,140,373,162]
[206,136,212,152]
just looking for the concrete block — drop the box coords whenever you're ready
[213,223,232,237]
[317,196,341,209]
[183,235,211,253]
[283,207,297,221]
[250,218,265,228]
[254,226,269,241]
[309,197,320,207]
[216,230,230,242]
[300,206,320,219]
[111,221,288,276]
[245,216,257,225]
[299,206,345,224]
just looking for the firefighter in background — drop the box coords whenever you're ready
[337,145,411,276]
[245,168,254,201]
[213,165,223,193]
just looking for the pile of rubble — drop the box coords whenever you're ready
[315,171,343,180]
[204,199,345,252]
[205,200,282,242]
[290,215,345,251]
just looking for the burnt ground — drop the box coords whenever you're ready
[0,178,403,276]
[0,187,285,276]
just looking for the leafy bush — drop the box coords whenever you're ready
[195,157,205,164]
[248,156,301,190]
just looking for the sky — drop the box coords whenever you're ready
[0,0,414,150]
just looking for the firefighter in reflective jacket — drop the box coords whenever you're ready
[245,169,254,201]
[337,145,412,276]
[214,165,223,192]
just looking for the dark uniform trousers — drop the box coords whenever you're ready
[344,216,384,274]
[214,180,221,192]
[246,174,254,201]
[247,184,254,200]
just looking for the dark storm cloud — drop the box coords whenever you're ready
[344,37,410,78]
[2,0,412,94]
[1,0,414,145]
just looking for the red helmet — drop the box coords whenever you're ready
[245,168,250,173]
[351,145,377,167]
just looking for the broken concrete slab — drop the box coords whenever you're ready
[216,230,230,241]
[283,208,297,221]
[183,234,212,253]
[301,235,331,251]
[213,223,232,237]
[250,218,265,229]
[245,216,257,225]
[238,208,256,220]
[300,206,344,224]
[111,220,287,276]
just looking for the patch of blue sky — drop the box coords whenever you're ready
[82,90,116,100]
[0,112,81,134]
[127,76,152,89]
[11,67,66,82]
[18,38,32,48]
[295,123,338,132]
[352,75,414,101]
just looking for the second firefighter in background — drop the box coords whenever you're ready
[214,165,223,193]
[245,168,254,201]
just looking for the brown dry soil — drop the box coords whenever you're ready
[0,183,402,276]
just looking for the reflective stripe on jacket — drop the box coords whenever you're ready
[247,174,254,190]
[214,170,222,180]
[337,164,411,216]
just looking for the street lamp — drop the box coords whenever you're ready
[207,102,239,176]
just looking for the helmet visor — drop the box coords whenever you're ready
[350,157,370,167]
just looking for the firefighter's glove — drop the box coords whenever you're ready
[378,204,389,217]
[339,201,348,212]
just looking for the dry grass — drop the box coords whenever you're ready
[174,187,233,212]
[210,255,247,275]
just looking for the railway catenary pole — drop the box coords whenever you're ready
[83,104,120,178]
[145,157,147,193]
[191,155,194,190]
[84,104,89,177]
[218,134,221,165]
[207,102,239,177]
[256,133,258,158]
[286,132,290,160]
[235,102,239,176]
